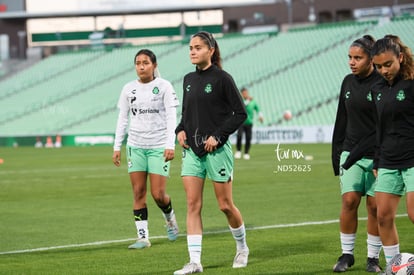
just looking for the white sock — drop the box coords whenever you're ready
[367,233,382,258]
[162,209,174,222]
[383,244,400,264]
[340,232,355,255]
[135,220,149,240]
[187,235,202,264]
[229,223,248,252]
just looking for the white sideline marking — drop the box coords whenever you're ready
[0,214,408,255]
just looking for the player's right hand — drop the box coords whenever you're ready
[177,131,189,149]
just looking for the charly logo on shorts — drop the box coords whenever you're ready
[204,83,212,93]
[128,160,133,168]
[396,90,405,101]
[186,85,191,92]
[152,87,160,94]
[218,168,226,177]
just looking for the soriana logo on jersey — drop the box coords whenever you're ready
[139,108,160,114]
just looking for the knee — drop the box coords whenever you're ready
[219,205,231,215]
[377,217,390,228]
[133,189,146,202]
[151,190,166,205]
[376,211,394,227]
[366,202,378,216]
[342,196,359,211]
[218,200,234,216]
[367,206,377,216]
[187,198,202,214]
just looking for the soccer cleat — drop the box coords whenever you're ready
[234,151,242,159]
[166,215,179,241]
[243,154,250,160]
[366,257,382,272]
[128,239,151,249]
[232,249,249,268]
[173,262,203,274]
[333,254,354,272]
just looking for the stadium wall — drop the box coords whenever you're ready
[0,126,333,147]
[0,134,115,147]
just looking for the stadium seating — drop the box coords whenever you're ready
[0,42,179,136]
[1,16,414,137]
[0,51,102,98]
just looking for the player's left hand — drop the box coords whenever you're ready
[204,136,218,152]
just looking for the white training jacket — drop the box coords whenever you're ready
[113,77,179,151]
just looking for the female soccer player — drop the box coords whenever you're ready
[371,35,414,266]
[112,49,180,249]
[331,35,383,273]
[173,31,249,274]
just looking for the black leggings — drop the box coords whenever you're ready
[236,124,253,154]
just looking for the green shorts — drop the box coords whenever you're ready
[181,141,233,182]
[376,167,414,196]
[126,145,170,176]
[339,151,376,196]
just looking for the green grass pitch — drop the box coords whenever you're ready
[0,144,411,274]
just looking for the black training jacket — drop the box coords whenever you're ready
[175,65,247,157]
[331,71,382,176]
[372,75,414,169]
